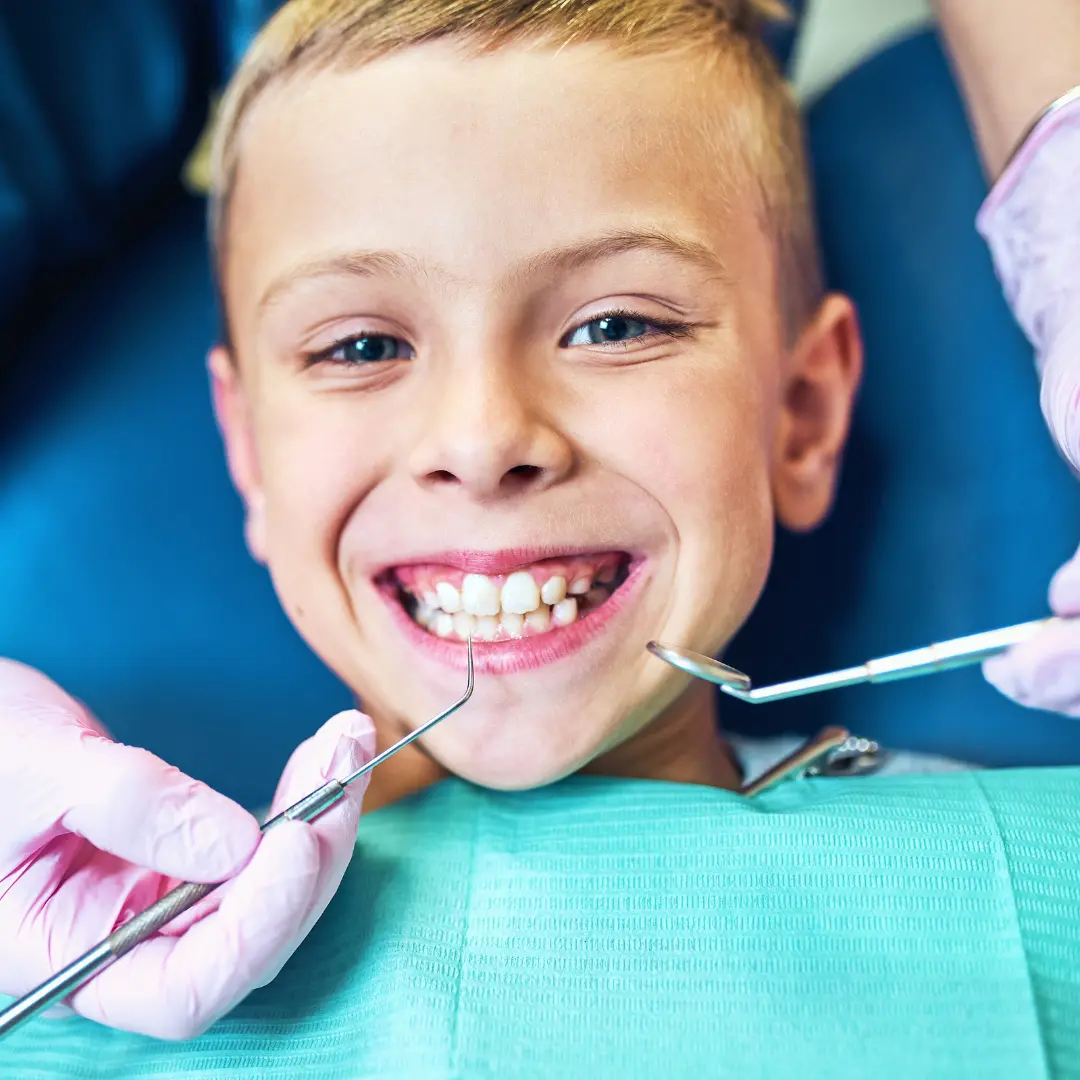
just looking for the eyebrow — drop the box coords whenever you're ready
[256,228,729,315]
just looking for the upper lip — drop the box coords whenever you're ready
[372,546,633,579]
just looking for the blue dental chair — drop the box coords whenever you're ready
[1,1,1078,809]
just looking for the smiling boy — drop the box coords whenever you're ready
[5,1,1078,1077]
[208,0,862,809]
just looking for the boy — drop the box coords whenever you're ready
[2,1,1077,1076]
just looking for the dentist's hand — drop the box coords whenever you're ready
[0,660,375,1040]
[984,548,1080,716]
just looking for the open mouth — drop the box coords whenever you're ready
[380,552,632,644]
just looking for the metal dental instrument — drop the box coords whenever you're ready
[0,639,475,1040]
[648,616,1062,704]
[737,726,875,796]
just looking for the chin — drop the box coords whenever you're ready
[422,695,617,791]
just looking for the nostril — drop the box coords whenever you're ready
[429,469,458,484]
[504,464,543,488]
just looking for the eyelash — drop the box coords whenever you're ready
[303,308,694,367]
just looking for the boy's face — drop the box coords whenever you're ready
[213,41,860,790]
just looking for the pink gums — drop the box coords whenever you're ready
[394,552,623,595]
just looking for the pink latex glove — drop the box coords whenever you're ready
[976,91,1080,715]
[0,659,375,1040]
[977,90,1080,474]
[984,546,1080,715]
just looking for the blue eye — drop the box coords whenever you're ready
[313,334,414,365]
[562,312,690,348]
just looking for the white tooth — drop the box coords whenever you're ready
[552,597,579,626]
[500,571,540,615]
[461,574,501,616]
[453,611,475,640]
[435,581,462,614]
[525,604,551,634]
[422,591,440,609]
[433,611,455,637]
[500,611,525,638]
[568,577,591,596]
[540,575,567,606]
[475,615,498,641]
[414,604,435,628]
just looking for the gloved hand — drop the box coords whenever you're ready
[975,93,1080,716]
[0,659,375,1040]
[977,91,1080,473]
[984,546,1080,716]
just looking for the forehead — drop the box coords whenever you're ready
[225,41,763,317]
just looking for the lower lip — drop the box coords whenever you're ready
[377,560,647,675]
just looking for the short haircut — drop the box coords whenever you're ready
[210,0,823,342]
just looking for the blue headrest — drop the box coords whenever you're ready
[0,1,217,332]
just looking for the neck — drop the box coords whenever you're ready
[361,680,740,813]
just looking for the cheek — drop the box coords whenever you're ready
[619,356,774,512]
[253,389,389,566]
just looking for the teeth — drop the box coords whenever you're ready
[525,604,551,634]
[435,581,462,614]
[540,575,566,606]
[501,571,541,615]
[407,560,612,637]
[552,596,578,626]
[461,574,501,616]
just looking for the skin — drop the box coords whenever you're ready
[934,0,1080,179]
[210,40,862,811]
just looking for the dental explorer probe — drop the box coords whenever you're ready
[648,616,1062,703]
[0,639,475,1040]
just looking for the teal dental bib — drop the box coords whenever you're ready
[3,769,1079,1079]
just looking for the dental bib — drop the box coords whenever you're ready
[3,769,1079,1079]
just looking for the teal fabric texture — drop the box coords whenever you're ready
[2,769,1079,1079]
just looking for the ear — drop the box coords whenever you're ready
[771,294,863,532]
[208,345,268,563]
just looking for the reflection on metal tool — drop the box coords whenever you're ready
[737,727,884,797]
[648,616,1060,704]
[0,639,475,1040]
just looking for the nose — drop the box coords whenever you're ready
[408,355,575,500]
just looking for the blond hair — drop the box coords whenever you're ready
[210,0,822,340]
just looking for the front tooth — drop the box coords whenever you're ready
[540,575,567,606]
[501,571,540,615]
[433,612,455,637]
[475,615,498,641]
[568,577,591,596]
[435,581,462,613]
[552,597,578,626]
[461,574,501,616]
[525,604,551,634]
[500,612,525,638]
[453,611,475,640]
[422,591,440,610]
